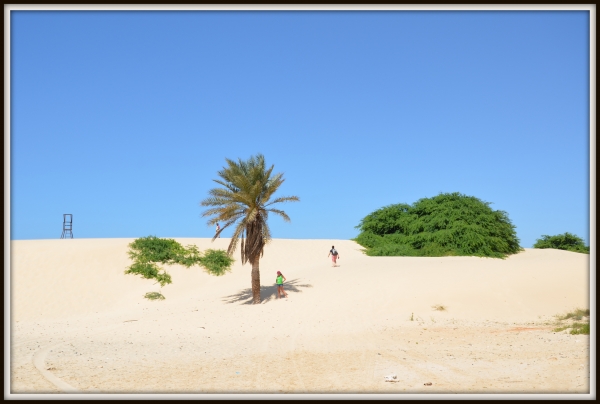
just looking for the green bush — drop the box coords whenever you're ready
[354,231,384,249]
[125,236,184,287]
[126,261,172,286]
[144,291,165,300]
[354,192,522,258]
[533,232,589,254]
[366,243,419,257]
[198,249,235,276]
[553,308,590,334]
[125,236,235,295]
[127,236,187,266]
[570,322,590,335]
[558,308,590,321]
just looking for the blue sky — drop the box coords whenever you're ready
[9,10,591,247]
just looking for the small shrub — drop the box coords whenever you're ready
[198,249,235,276]
[553,323,590,335]
[144,292,165,300]
[570,322,590,335]
[432,305,446,311]
[533,233,589,254]
[553,308,590,335]
[558,308,590,321]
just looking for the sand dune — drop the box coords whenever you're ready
[9,238,591,395]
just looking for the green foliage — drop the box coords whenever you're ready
[354,231,383,249]
[570,322,590,335]
[177,244,203,268]
[354,192,522,258]
[356,203,412,236]
[200,153,299,265]
[557,308,590,321]
[127,236,186,266]
[144,292,165,300]
[364,239,420,257]
[125,236,182,288]
[197,249,235,276]
[125,236,234,291]
[553,308,590,334]
[126,261,173,286]
[200,154,300,304]
[533,232,589,254]
[553,322,589,335]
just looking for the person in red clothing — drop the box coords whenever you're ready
[328,245,340,267]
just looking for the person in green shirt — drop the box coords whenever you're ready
[276,271,288,299]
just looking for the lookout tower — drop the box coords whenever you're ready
[61,214,73,239]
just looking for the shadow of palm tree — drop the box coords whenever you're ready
[222,278,313,305]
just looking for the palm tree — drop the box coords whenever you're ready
[200,154,299,304]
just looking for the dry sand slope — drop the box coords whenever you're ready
[9,238,591,394]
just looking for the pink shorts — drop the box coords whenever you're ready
[331,255,337,262]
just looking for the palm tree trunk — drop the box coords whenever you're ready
[251,258,261,304]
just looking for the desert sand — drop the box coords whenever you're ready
[8,238,592,397]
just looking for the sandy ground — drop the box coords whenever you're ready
[8,238,593,397]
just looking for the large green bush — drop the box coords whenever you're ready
[533,232,589,254]
[125,236,234,297]
[354,192,522,258]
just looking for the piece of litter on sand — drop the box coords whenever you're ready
[424,382,432,386]
[384,374,398,382]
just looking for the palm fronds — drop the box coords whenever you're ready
[200,154,299,265]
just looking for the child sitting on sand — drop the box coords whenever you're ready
[276,271,288,299]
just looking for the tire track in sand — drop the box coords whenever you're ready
[30,322,129,393]
[32,339,79,393]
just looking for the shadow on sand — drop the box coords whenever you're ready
[222,278,313,305]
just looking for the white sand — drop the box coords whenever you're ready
[9,238,591,395]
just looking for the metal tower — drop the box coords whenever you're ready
[61,214,73,239]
